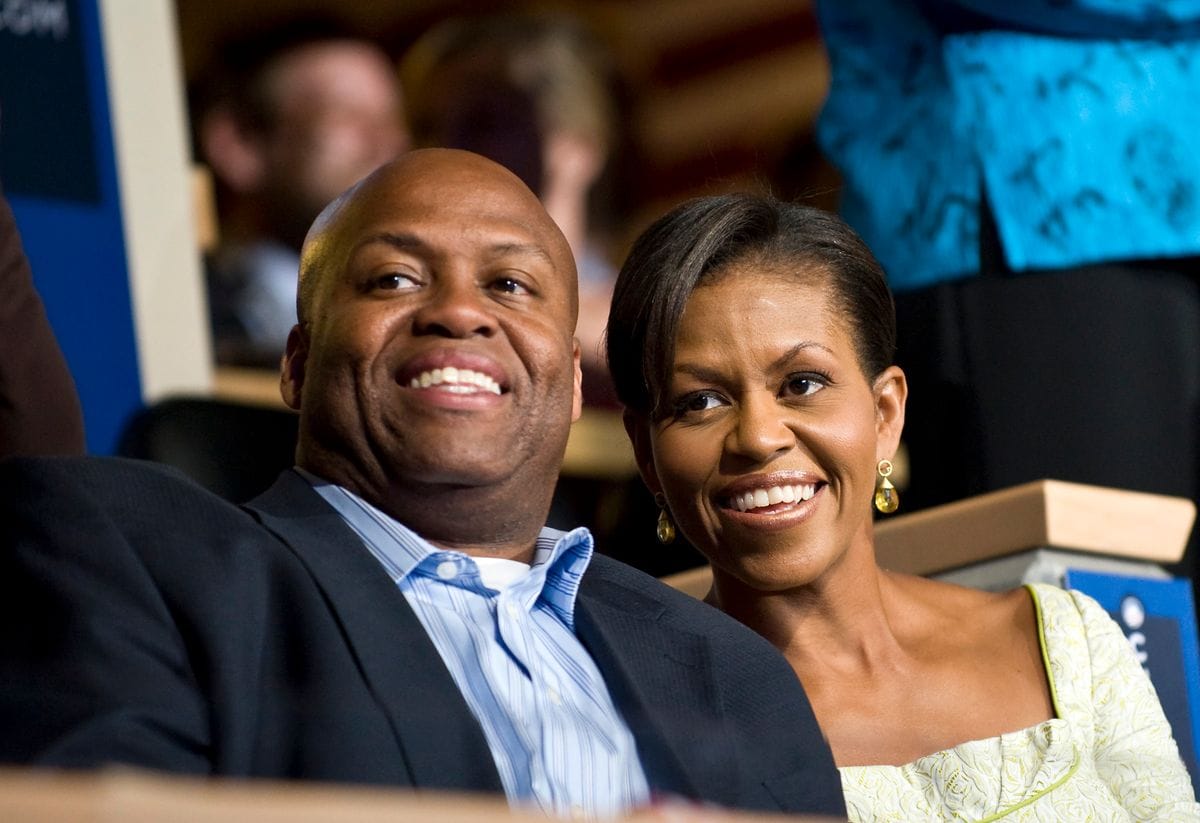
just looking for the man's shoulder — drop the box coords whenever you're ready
[1,455,258,526]
[1,456,318,585]
[4,454,220,493]
[581,553,845,815]
[581,552,700,608]
[581,554,765,643]
[580,554,820,702]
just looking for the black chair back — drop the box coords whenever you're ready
[117,396,298,503]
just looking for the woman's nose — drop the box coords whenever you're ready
[725,394,794,463]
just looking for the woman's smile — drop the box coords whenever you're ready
[716,480,827,531]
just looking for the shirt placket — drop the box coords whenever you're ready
[420,554,536,800]
[496,580,556,811]
[508,578,597,820]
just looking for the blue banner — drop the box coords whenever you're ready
[1063,570,1200,792]
[0,0,142,454]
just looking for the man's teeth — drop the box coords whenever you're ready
[732,483,816,512]
[409,367,501,395]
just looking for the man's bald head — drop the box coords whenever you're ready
[295,148,577,333]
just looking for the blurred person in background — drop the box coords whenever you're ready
[196,17,409,368]
[814,0,1200,559]
[0,107,84,457]
[0,180,84,458]
[401,12,623,407]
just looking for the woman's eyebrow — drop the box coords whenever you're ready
[770,341,833,371]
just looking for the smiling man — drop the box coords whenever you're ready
[0,150,844,819]
[284,150,581,552]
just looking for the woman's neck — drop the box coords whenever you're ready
[709,552,913,682]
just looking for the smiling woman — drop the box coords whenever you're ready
[633,261,898,592]
[606,193,1200,821]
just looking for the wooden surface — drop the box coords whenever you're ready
[663,479,1197,596]
[874,479,1195,576]
[0,768,842,823]
[212,367,636,479]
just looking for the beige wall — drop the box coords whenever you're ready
[102,0,212,401]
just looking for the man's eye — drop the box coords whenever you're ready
[492,276,530,295]
[372,273,417,291]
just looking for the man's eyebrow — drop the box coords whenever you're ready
[350,234,554,266]
[352,232,427,254]
[483,242,555,266]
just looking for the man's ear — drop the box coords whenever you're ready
[571,339,583,423]
[622,409,662,498]
[280,325,308,410]
[199,105,266,193]
[872,365,908,461]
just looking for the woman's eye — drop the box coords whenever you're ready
[785,374,827,397]
[674,391,724,416]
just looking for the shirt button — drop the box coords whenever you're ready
[505,601,520,617]
[435,560,457,580]
[547,686,562,706]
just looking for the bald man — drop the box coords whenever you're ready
[0,151,844,818]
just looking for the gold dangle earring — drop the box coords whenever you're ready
[874,458,899,514]
[654,493,676,544]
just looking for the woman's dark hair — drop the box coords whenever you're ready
[605,194,895,418]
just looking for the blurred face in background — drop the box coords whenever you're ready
[259,40,409,246]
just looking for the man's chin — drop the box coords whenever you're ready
[387,448,524,491]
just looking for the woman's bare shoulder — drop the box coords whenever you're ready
[885,572,1038,651]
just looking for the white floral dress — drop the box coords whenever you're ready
[839,583,1200,821]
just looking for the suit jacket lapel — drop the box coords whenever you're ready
[243,471,503,794]
[575,573,735,804]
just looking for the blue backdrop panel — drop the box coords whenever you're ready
[0,0,142,455]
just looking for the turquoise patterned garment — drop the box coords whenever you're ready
[816,0,1200,290]
[839,584,1200,821]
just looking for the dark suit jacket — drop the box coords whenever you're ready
[0,457,845,817]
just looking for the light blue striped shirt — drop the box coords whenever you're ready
[302,471,651,819]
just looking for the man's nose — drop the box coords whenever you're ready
[411,278,498,338]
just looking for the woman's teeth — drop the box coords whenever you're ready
[732,483,816,512]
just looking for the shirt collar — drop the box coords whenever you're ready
[528,525,593,629]
[298,468,594,626]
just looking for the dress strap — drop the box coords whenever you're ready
[1025,583,1096,746]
